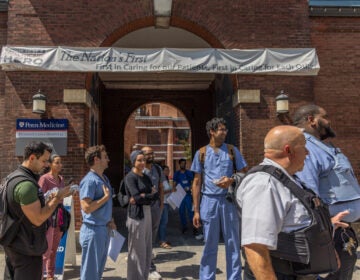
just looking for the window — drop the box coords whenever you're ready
[147,130,161,145]
[174,129,190,144]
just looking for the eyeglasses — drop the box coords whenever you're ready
[217,128,228,133]
[144,152,154,156]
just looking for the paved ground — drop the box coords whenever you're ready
[1,207,360,279]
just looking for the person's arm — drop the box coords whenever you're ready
[80,184,111,214]
[21,194,62,227]
[244,244,277,280]
[127,174,157,204]
[192,173,202,228]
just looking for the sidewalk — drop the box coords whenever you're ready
[1,207,360,279]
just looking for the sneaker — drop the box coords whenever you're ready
[148,270,162,279]
[195,233,204,240]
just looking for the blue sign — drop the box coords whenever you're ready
[15,119,68,156]
[16,118,68,130]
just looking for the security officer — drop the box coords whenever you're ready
[294,104,360,280]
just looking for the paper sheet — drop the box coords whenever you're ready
[107,230,126,262]
[167,184,186,210]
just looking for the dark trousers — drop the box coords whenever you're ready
[323,227,358,280]
[243,260,317,280]
[4,247,42,280]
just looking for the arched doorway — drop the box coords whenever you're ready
[98,26,235,187]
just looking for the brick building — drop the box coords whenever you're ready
[1,0,360,229]
[124,102,191,176]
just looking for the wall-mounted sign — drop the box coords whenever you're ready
[16,119,68,156]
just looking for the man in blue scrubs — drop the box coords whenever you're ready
[191,117,247,280]
[173,159,197,235]
[294,104,360,280]
[79,145,116,280]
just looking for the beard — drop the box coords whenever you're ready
[318,121,336,140]
[146,158,154,164]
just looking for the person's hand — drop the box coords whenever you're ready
[129,196,136,204]
[214,176,233,189]
[102,185,111,200]
[193,212,201,228]
[331,210,350,229]
[107,219,117,230]
[172,186,177,192]
[58,185,72,198]
[151,187,158,194]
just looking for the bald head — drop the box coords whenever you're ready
[264,126,307,174]
[264,126,304,151]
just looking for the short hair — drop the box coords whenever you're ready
[85,145,106,167]
[178,158,186,164]
[24,141,52,160]
[205,117,227,138]
[293,104,321,126]
[50,154,60,163]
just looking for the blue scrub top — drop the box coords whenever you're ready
[80,171,113,226]
[191,143,247,195]
[173,170,194,188]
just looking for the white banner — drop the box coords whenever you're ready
[0,46,320,75]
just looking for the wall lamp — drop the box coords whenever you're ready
[276,90,292,124]
[32,89,46,114]
[275,90,289,115]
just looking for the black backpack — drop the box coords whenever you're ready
[117,178,129,208]
[0,171,28,246]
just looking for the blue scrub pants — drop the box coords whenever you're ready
[179,193,194,228]
[80,223,110,280]
[200,194,241,280]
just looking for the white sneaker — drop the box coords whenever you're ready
[195,233,204,240]
[148,270,162,279]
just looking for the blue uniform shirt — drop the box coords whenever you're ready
[80,171,113,226]
[191,143,247,195]
[296,133,360,221]
[173,170,194,190]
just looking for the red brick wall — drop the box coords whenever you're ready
[1,1,359,228]
[310,17,360,176]
[0,72,89,229]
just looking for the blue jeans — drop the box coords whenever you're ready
[179,194,193,228]
[158,204,169,242]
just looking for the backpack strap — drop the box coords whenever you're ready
[246,165,314,214]
[153,164,162,187]
[199,145,207,166]
[226,144,237,172]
